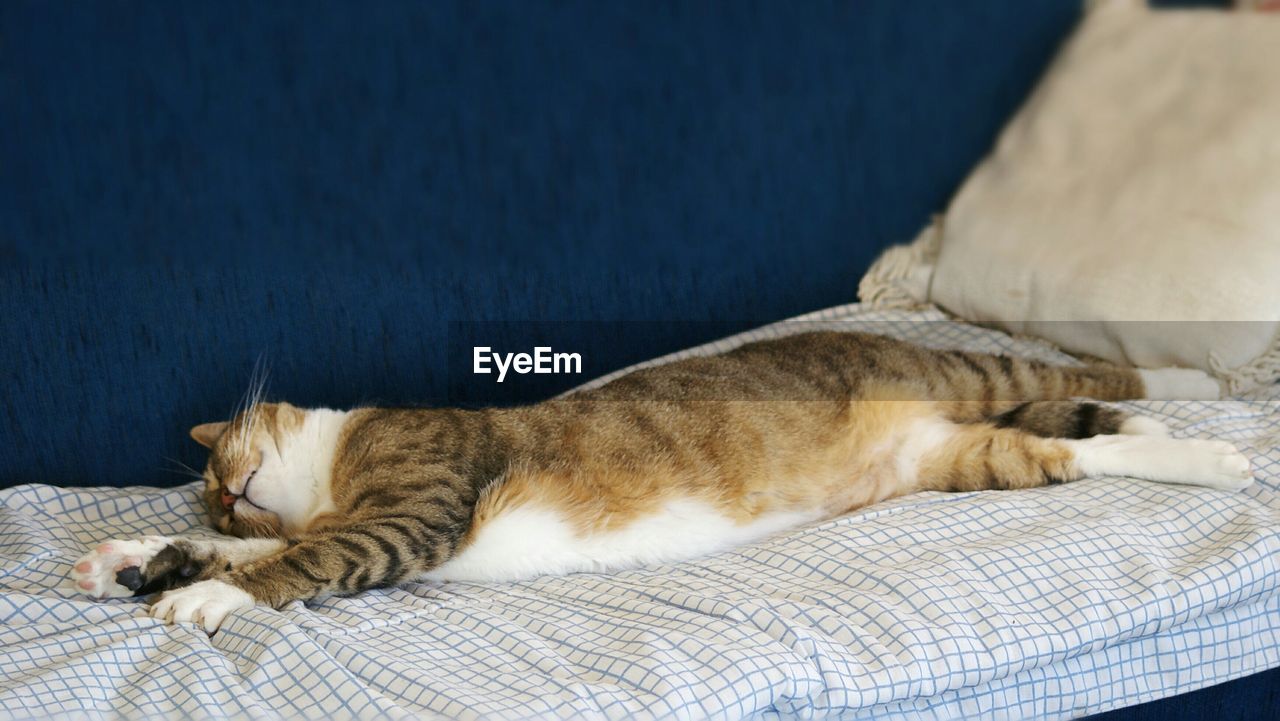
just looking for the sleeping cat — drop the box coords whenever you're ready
[70,331,1250,632]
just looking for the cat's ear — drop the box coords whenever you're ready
[190,421,230,449]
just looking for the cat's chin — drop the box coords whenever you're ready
[225,507,283,539]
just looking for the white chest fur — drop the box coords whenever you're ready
[262,408,348,533]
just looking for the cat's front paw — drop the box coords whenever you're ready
[72,537,172,599]
[150,579,254,633]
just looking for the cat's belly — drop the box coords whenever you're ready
[420,498,823,583]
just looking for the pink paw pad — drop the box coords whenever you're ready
[73,537,169,600]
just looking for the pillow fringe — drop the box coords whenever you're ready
[857,217,941,310]
[860,217,1280,395]
[1210,337,1280,395]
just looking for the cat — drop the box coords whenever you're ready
[70,331,1249,633]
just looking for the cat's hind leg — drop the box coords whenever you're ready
[909,422,1251,494]
[986,401,1171,439]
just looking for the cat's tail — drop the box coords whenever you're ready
[930,347,1221,406]
[914,343,1220,429]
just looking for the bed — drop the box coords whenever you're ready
[2,304,1278,719]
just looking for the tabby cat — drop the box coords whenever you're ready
[71,332,1250,632]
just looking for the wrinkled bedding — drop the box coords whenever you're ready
[2,305,1278,720]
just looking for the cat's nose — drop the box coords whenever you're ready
[220,489,237,510]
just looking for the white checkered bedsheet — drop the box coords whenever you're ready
[2,305,1278,720]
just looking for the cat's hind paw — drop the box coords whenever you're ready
[1074,435,1253,491]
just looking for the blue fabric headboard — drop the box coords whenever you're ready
[0,0,1091,488]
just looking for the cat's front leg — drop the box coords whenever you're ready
[72,536,285,599]
[149,513,456,632]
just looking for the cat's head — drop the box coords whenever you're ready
[189,402,321,538]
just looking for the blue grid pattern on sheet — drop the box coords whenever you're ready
[1,305,1278,720]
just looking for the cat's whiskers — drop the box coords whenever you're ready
[161,458,206,482]
[231,355,271,455]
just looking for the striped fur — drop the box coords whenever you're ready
[70,331,1246,631]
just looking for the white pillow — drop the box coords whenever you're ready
[859,0,1280,394]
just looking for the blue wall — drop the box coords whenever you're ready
[0,0,1088,488]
